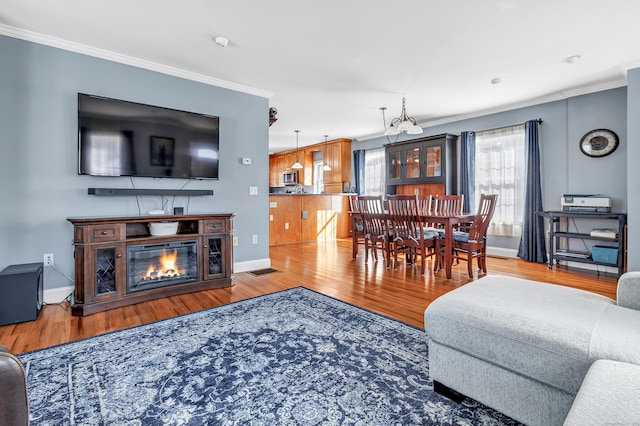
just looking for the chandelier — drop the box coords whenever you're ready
[292,130,303,169]
[380,96,423,142]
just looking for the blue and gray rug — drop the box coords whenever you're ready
[19,287,518,425]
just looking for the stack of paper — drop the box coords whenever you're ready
[590,228,618,239]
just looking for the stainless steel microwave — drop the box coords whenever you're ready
[282,170,299,185]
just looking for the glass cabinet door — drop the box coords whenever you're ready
[405,147,422,180]
[204,236,226,279]
[426,145,442,177]
[387,148,402,183]
[95,246,118,296]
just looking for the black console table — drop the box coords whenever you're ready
[537,211,627,275]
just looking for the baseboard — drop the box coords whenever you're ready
[234,258,271,273]
[486,246,517,258]
[44,286,74,304]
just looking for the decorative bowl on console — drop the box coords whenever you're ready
[148,222,179,236]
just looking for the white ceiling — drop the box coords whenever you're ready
[2,0,640,153]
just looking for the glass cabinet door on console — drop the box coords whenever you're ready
[203,236,228,280]
[80,243,126,304]
[201,218,233,281]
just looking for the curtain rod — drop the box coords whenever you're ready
[468,118,543,135]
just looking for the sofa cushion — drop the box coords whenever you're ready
[425,275,615,394]
[563,360,640,425]
[589,303,640,364]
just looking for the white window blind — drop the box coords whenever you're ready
[475,125,525,237]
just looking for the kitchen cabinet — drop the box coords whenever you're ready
[269,195,350,246]
[323,138,352,193]
[385,133,457,195]
[270,138,351,190]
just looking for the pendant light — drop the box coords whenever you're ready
[380,95,423,143]
[322,135,332,171]
[291,130,303,169]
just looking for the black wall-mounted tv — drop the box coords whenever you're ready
[78,93,219,179]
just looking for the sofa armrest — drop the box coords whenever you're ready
[617,271,640,311]
[0,346,29,426]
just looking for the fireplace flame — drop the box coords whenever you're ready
[143,249,185,280]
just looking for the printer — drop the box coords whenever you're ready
[561,194,611,212]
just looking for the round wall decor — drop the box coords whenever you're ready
[579,129,619,157]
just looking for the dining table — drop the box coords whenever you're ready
[350,208,476,279]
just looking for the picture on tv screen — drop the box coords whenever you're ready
[78,93,220,179]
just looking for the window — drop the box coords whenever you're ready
[363,148,386,196]
[313,160,324,194]
[475,125,525,237]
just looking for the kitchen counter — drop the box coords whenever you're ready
[269,193,351,245]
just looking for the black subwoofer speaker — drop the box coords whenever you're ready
[0,262,44,326]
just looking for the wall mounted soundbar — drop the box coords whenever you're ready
[88,188,214,196]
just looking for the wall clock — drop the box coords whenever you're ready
[579,129,619,157]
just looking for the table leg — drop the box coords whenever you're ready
[351,216,358,258]
[445,220,453,279]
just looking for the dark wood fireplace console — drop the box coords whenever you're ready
[67,214,235,316]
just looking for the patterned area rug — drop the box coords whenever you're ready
[19,287,519,425]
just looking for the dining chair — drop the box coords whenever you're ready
[348,195,366,258]
[356,195,391,264]
[432,194,464,216]
[417,195,433,216]
[437,194,497,278]
[387,194,439,274]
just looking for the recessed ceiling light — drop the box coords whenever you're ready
[490,77,501,85]
[562,55,581,64]
[214,36,230,48]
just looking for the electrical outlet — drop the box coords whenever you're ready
[233,236,239,246]
[252,235,258,244]
[44,253,54,266]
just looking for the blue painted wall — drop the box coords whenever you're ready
[0,35,270,291]
[627,68,640,270]
[354,88,628,252]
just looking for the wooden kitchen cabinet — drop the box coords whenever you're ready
[269,195,350,246]
[323,138,352,193]
[270,138,351,190]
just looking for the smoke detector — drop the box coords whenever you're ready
[214,36,230,47]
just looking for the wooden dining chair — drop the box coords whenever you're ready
[387,194,439,274]
[356,195,391,264]
[417,195,433,216]
[348,194,366,258]
[437,194,497,278]
[432,194,464,215]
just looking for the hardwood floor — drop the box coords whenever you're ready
[0,239,618,354]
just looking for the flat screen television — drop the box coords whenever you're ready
[78,93,219,179]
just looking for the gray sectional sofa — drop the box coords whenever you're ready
[424,272,640,426]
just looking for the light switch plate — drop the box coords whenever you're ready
[249,186,258,196]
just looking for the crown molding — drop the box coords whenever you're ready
[0,24,273,99]
[358,77,628,142]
